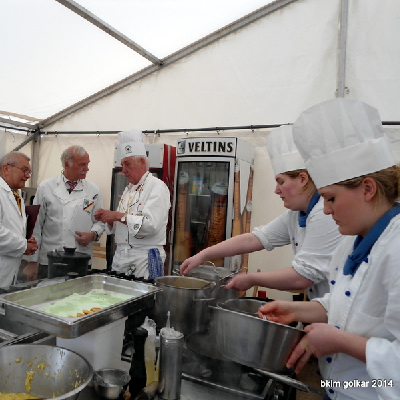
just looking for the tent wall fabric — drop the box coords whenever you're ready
[2,0,399,299]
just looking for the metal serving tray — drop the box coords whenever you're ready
[0,274,161,339]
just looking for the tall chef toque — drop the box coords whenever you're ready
[292,98,395,189]
[118,129,147,161]
[266,125,305,175]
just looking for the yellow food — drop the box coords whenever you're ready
[0,393,40,399]
[82,309,92,314]
[25,371,34,393]
[14,358,21,363]
[91,307,101,311]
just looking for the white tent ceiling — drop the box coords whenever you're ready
[0,0,271,121]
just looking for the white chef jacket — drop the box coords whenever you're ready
[315,215,400,400]
[106,172,170,279]
[0,177,27,289]
[252,197,342,299]
[29,174,105,265]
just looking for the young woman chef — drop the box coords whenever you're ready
[260,98,400,400]
[180,125,342,300]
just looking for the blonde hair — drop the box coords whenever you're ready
[337,165,400,205]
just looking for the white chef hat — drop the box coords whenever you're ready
[292,98,395,189]
[117,129,146,161]
[266,125,305,175]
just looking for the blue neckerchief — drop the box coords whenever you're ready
[343,203,400,276]
[298,192,321,228]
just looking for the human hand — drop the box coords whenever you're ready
[24,237,38,256]
[286,323,340,373]
[23,261,39,281]
[94,208,105,221]
[258,300,297,325]
[224,273,253,291]
[95,209,123,225]
[179,253,205,275]
[75,231,96,247]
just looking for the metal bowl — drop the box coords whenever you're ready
[212,305,304,373]
[93,368,131,400]
[0,344,93,399]
[224,298,270,316]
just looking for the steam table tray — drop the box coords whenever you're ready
[0,274,160,338]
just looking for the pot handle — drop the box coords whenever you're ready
[193,297,216,303]
[254,368,325,396]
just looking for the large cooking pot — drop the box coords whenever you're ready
[0,344,93,399]
[187,262,243,305]
[154,276,216,334]
[211,305,304,373]
[47,247,91,278]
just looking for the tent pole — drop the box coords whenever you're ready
[337,0,349,98]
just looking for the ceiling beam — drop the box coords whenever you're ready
[55,0,162,65]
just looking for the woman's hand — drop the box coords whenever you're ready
[258,300,298,325]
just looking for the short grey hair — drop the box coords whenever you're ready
[131,155,150,171]
[0,151,30,169]
[61,146,87,167]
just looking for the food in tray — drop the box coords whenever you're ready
[36,289,133,318]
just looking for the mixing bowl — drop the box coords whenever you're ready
[0,344,93,399]
[93,368,131,399]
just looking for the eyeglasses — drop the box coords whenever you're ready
[7,164,32,176]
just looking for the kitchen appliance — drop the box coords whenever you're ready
[108,143,176,274]
[170,137,254,274]
[0,344,93,400]
[47,247,91,278]
[0,274,161,338]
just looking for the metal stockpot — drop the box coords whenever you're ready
[211,305,304,373]
[187,262,243,305]
[47,247,91,278]
[154,276,216,335]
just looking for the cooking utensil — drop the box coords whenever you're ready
[93,368,131,400]
[0,274,161,338]
[187,262,242,305]
[47,247,91,279]
[0,344,92,400]
[211,305,304,373]
[223,298,270,316]
[154,276,216,334]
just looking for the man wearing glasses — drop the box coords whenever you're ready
[0,151,38,290]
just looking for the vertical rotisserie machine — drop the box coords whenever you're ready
[170,137,254,274]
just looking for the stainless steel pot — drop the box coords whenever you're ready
[154,276,216,335]
[47,247,91,279]
[187,262,243,305]
[211,305,304,373]
[0,344,93,399]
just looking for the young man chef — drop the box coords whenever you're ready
[24,145,105,280]
[0,151,38,289]
[94,130,170,279]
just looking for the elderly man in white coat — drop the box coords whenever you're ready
[0,151,38,290]
[24,145,105,280]
[95,130,170,280]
